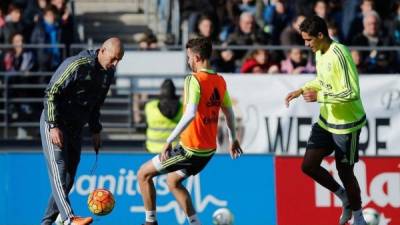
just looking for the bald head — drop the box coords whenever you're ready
[102,37,124,52]
[98,37,124,70]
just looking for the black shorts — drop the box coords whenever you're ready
[152,145,214,177]
[306,123,361,165]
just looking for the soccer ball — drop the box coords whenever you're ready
[212,208,234,225]
[87,189,115,215]
[362,208,380,225]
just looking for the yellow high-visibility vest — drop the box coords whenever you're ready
[145,99,182,153]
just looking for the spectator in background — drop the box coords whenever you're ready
[386,1,400,66]
[31,5,62,71]
[145,79,182,153]
[351,49,367,74]
[351,11,396,73]
[263,0,292,44]
[23,0,48,37]
[224,0,263,40]
[240,49,279,74]
[280,48,315,74]
[3,33,35,72]
[347,0,375,43]
[387,1,400,43]
[211,47,237,73]
[0,8,5,57]
[327,20,342,42]
[0,8,5,28]
[189,15,218,42]
[136,28,159,50]
[3,33,37,131]
[313,0,329,20]
[280,14,305,46]
[179,0,218,37]
[1,4,26,44]
[51,0,77,54]
[227,12,270,65]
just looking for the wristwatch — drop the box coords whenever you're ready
[48,123,58,129]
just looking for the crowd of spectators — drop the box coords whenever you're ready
[0,0,77,73]
[171,0,400,74]
[1,0,398,75]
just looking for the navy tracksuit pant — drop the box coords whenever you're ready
[40,111,82,225]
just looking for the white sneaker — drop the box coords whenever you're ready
[339,203,352,225]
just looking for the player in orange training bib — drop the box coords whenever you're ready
[137,37,243,225]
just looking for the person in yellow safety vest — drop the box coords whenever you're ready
[145,79,183,153]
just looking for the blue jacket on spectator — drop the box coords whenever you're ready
[30,18,62,71]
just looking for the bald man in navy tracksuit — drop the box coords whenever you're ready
[40,37,124,225]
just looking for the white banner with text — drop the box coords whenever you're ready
[218,75,400,155]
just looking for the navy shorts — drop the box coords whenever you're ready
[152,145,214,177]
[306,123,361,165]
